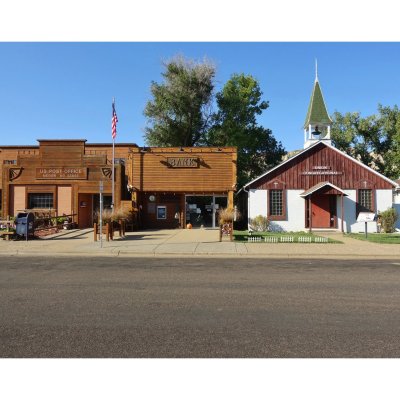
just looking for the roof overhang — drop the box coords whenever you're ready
[300,181,348,197]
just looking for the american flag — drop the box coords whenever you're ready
[111,101,118,140]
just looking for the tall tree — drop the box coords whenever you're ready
[144,56,215,146]
[207,73,285,188]
[331,105,400,179]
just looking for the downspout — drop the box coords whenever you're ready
[243,186,250,231]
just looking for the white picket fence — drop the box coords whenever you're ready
[298,236,312,243]
[247,235,329,243]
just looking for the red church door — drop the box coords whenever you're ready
[311,194,331,228]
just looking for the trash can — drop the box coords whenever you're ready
[15,212,35,239]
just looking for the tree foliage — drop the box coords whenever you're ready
[144,56,215,146]
[331,105,400,179]
[206,73,285,188]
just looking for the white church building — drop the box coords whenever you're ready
[241,71,399,233]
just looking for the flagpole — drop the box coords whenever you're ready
[112,97,115,209]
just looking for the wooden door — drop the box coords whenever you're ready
[78,193,93,228]
[311,194,331,228]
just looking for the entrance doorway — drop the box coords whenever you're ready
[78,193,93,228]
[185,195,228,228]
[306,194,337,229]
[78,194,112,228]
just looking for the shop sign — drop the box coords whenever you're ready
[36,167,87,180]
[167,157,199,168]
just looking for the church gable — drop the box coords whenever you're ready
[249,142,395,190]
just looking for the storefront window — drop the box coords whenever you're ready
[28,193,54,209]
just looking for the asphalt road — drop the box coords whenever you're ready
[1,256,400,358]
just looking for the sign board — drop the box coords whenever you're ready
[36,167,87,180]
[357,212,376,223]
[167,157,199,168]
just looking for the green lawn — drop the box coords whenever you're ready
[234,230,342,244]
[346,233,400,244]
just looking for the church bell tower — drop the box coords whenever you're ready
[303,61,332,148]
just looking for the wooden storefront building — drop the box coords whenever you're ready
[1,139,237,229]
[128,147,237,229]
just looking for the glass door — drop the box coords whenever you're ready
[185,195,228,228]
[213,196,228,227]
[185,196,213,228]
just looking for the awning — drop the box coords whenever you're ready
[300,181,348,197]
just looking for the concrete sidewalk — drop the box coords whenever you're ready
[0,228,399,259]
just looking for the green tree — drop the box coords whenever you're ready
[331,105,400,180]
[144,56,215,146]
[207,73,285,188]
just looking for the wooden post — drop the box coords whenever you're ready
[180,194,186,229]
[106,223,110,242]
[228,190,234,209]
[341,193,344,233]
[219,225,222,242]
[93,223,97,241]
[308,195,312,233]
[230,222,233,242]
[6,215,10,241]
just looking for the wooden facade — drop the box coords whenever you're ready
[1,141,237,230]
[128,147,237,229]
[1,140,131,228]
[249,142,394,191]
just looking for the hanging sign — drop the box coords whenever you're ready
[36,167,87,180]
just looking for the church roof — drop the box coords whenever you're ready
[303,79,332,128]
[299,181,348,197]
[238,141,398,192]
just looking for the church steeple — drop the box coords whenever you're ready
[303,62,332,148]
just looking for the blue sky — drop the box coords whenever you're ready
[1,42,400,152]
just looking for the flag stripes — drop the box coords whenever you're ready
[112,101,118,140]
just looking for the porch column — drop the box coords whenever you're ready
[341,193,344,233]
[308,195,312,233]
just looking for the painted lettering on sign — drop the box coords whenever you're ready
[312,166,331,170]
[167,157,199,168]
[36,167,87,180]
[301,171,342,175]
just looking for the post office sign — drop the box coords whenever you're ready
[36,167,87,180]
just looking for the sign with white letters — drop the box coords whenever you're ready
[36,167,87,180]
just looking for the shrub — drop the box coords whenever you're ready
[218,207,242,225]
[249,215,270,232]
[378,207,398,233]
[94,206,130,224]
